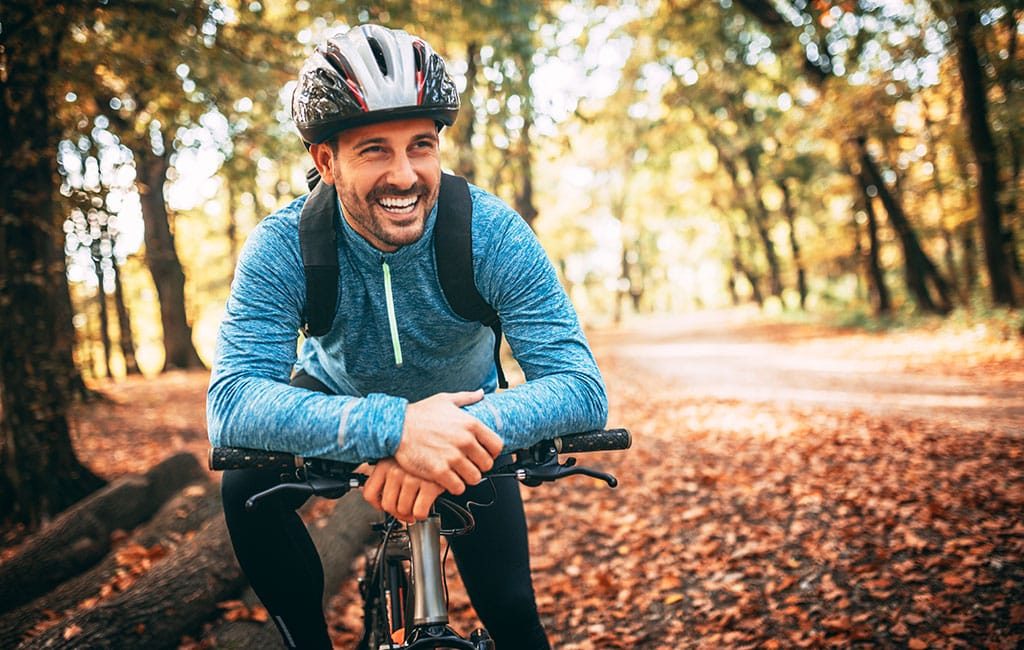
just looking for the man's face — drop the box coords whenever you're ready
[310,118,442,252]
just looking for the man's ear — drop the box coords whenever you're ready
[309,142,335,185]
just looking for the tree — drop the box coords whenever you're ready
[60,134,142,377]
[57,1,304,371]
[944,0,1017,306]
[1,3,106,529]
[732,0,965,312]
[854,136,953,313]
[2,0,301,527]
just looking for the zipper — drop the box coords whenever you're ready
[381,257,403,367]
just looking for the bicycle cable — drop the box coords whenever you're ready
[371,516,403,650]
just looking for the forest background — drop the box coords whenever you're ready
[1,0,1022,647]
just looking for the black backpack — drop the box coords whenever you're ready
[298,170,508,388]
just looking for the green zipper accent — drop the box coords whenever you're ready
[381,259,403,367]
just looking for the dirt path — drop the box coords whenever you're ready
[588,310,1024,436]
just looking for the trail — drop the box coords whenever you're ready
[588,310,1024,436]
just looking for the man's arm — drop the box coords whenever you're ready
[206,210,407,462]
[459,192,609,449]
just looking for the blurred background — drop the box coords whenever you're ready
[6,0,1016,380]
[3,4,1023,646]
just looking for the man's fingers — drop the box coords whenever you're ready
[363,470,384,508]
[472,427,504,463]
[451,456,483,487]
[437,468,465,495]
[413,491,436,521]
[379,469,402,514]
[396,482,418,520]
[364,463,446,523]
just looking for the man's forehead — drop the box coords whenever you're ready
[338,117,438,146]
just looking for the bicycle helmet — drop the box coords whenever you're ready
[292,24,460,145]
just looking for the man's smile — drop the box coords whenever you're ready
[376,195,420,215]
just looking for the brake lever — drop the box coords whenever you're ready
[244,475,362,511]
[517,456,618,488]
[559,464,619,488]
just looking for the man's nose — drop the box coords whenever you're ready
[385,152,417,188]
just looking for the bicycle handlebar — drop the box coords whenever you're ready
[208,447,305,472]
[209,428,630,511]
[208,428,631,473]
[551,428,630,454]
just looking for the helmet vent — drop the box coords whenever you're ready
[412,40,426,71]
[367,38,389,75]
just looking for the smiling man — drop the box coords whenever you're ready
[207,24,607,650]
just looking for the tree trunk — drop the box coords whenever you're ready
[0,3,106,531]
[994,8,1021,278]
[731,228,764,307]
[514,110,539,230]
[710,138,782,302]
[741,148,784,299]
[953,2,1016,306]
[0,477,220,648]
[854,169,891,315]
[961,222,979,299]
[856,137,952,314]
[16,515,244,650]
[454,41,480,185]
[780,180,808,309]
[15,492,378,649]
[91,255,114,379]
[111,255,141,375]
[135,144,205,371]
[0,453,205,613]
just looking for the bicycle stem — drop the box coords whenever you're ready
[408,514,449,627]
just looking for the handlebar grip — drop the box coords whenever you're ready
[208,447,302,472]
[553,428,631,454]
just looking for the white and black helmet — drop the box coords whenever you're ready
[292,24,460,145]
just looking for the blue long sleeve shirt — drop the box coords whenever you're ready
[207,181,608,462]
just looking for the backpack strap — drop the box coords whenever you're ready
[299,173,339,338]
[434,174,508,389]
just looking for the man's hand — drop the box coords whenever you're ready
[363,458,445,523]
[394,390,503,495]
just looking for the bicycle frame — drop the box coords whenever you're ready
[363,511,489,650]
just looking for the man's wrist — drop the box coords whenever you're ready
[352,393,408,460]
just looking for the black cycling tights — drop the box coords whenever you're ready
[221,468,550,649]
[220,377,550,649]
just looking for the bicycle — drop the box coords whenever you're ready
[209,427,631,649]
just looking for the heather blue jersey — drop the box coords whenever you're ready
[207,182,607,462]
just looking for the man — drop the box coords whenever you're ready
[207,24,607,649]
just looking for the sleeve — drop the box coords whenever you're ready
[460,200,608,450]
[205,213,406,462]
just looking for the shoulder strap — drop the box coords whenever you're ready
[299,174,339,338]
[434,174,507,388]
[434,174,496,325]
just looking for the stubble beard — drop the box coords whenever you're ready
[339,181,438,251]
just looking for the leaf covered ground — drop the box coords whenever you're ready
[54,319,1024,648]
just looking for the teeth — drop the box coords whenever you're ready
[378,196,417,212]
